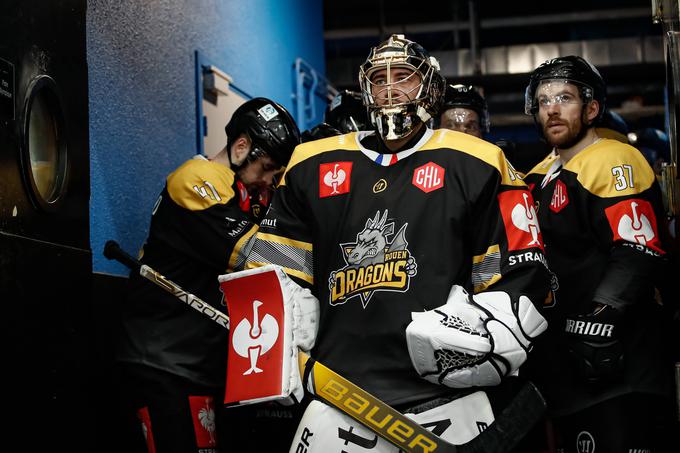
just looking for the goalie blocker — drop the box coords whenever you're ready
[219,265,319,406]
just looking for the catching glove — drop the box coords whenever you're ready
[406,285,547,388]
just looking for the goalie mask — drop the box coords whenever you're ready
[359,34,446,141]
[524,55,606,125]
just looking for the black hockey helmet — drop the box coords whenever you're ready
[325,90,369,133]
[225,97,301,167]
[525,56,606,123]
[358,34,446,140]
[300,122,341,143]
[441,84,490,132]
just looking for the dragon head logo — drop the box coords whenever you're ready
[329,210,417,308]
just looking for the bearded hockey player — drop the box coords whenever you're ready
[117,97,300,453]
[523,56,677,452]
[235,34,552,451]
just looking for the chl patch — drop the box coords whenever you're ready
[136,407,157,453]
[189,396,218,449]
[549,180,569,213]
[258,104,279,121]
[412,162,444,193]
[497,190,544,251]
[604,198,663,253]
[320,162,352,198]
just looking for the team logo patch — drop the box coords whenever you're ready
[257,104,279,121]
[329,210,417,308]
[498,190,544,251]
[550,180,569,213]
[412,162,444,193]
[189,396,218,450]
[604,199,663,253]
[320,162,352,198]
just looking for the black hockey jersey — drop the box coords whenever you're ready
[118,157,257,387]
[245,129,551,406]
[523,139,672,415]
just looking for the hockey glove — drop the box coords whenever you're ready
[406,285,547,388]
[564,304,624,386]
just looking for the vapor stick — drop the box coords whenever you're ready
[105,240,545,453]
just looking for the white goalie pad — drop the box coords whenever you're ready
[219,265,319,406]
[288,392,494,452]
[406,285,547,388]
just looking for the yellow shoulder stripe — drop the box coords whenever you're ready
[167,159,236,211]
[525,152,559,177]
[280,133,360,187]
[424,129,525,186]
[566,139,656,198]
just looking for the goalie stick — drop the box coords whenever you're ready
[104,240,545,453]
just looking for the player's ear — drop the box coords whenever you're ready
[585,100,600,125]
[230,134,251,166]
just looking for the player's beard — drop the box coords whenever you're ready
[542,112,590,150]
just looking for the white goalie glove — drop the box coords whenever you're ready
[406,285,547,388]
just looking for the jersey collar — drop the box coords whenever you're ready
[355,128,434,166]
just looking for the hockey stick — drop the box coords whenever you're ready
[104,240,544,453]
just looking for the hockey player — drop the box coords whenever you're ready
[437,83,489,138]
[325,89,370,133]
[116,97,300,453]
[238,34,551,451]
[523,56,676,452]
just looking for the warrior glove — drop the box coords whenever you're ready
[406,285,547,388]
[564,304,624,386]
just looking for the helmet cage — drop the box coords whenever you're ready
[358,34,445,140]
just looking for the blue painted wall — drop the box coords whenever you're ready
[87,0,325,275]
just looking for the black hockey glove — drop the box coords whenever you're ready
[564,304,624,386]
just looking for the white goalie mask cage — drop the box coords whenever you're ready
[359,34,446,141]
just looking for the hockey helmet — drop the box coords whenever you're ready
[325,90,369,133]
[225,97,301,167]
[440,84,490,133]
[300,122,341,143]
[358,34,446,140]
[525,56,606,123]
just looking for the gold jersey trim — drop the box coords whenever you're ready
[167,159,236,211]
[423,129,526,186]
[280,133,361,187]
[256,232,313,251]
[526,151,559,177]
[228,223,259,272]
[472,244,502,293]
[565,139,656,198]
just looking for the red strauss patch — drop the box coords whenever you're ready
[498,190,544,251]
[604,199,663,253]
[412,162,445,193]
[189,396,218,448]
[319,162,352,198]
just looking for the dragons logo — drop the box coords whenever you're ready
[329,210,417,308]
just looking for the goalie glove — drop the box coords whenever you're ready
[406,285,547,388]
[220,265,319,406]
